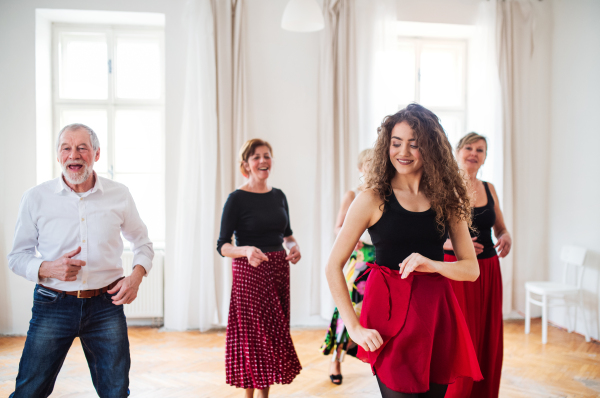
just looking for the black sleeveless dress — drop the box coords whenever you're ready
[445,181,497,259]
[357,191,482,393]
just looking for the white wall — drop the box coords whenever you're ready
[0,0,187,334]
[397,0,480,24]
[547,0,600,340]
[244,1,323,326]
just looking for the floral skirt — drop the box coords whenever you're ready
[320,243,375,358]
[225,250,302,389]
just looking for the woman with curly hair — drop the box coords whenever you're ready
[326,104,483,397]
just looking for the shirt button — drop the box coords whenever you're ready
[82,240,86,243]
[80,198,83,201]
[81,218,85,221]
[83,280,87,284]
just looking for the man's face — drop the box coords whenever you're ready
[57,128,100,185]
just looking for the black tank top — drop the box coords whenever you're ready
[445,181,497,259]
[368,191,448,271]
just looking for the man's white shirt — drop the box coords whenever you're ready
[8,175,154,290]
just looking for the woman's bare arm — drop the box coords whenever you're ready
[488,183,512,257]
[326,190,383,352]
[334,190,356,235]
[221,243,268,267]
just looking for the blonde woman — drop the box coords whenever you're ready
[321,149,374,385]
[444,132,512,398]
[217,139,301,398]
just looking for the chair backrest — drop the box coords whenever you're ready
[561,245,587,288]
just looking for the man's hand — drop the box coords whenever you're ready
[108,265,146,305]
[38,247,86,281]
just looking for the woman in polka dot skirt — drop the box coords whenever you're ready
[217,139,302,398]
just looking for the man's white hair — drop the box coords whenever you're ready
[56,123,100,152]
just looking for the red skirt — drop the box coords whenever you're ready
[445,254,503,398]
[358,263,483,394]
[225,250,301,389]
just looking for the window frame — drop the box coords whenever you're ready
[51,23,166,247]
[396,36,468,146]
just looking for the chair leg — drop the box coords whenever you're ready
[567,302,573,333]
[525,289,531,335]
[542,294,548,344]
[578,290,591,343]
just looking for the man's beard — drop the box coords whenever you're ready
[61,159,93,185]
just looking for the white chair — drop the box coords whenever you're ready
[525,245,590,344]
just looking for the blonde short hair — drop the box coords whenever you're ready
[357,148,373,170]
[238,139,273,177]
[456,132,487,154]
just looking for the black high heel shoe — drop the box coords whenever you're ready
[329,374,343,385]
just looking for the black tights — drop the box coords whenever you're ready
[376,376,448,398]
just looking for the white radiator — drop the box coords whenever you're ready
[121,250,164,319]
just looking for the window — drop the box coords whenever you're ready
[52,24,165,247]
[395,37,467,147]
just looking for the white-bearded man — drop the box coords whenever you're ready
[8,123,154,397]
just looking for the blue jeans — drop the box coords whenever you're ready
[10,285,130,398]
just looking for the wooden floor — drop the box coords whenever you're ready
[1,319,599,397]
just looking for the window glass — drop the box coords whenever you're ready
[114,173,165,243]
[419,42,464,108]
[59,32,108,100]
[115,35,162,100]
[396,40,417,106]
[436,112,464,148]
[114,109,162,173]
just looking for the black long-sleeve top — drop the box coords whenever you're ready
[216,188,293,256]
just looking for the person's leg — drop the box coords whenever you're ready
[376,376,418,398]
[329,345,343,382]
[79,292,130,398]
[11,286,79,398]
[244,388,254,398]
[256,386,270,398]
[419,383,448,398]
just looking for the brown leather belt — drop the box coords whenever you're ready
[40,277,125,299]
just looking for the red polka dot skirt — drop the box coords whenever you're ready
[226,250,302,389]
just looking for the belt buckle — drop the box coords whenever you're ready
[77,290,83,299]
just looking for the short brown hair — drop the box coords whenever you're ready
[239,138,273,177]
[456,132,487,154]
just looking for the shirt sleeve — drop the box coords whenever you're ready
[216,192,238,257]
[7,191,44,283]
[282,191,293,237]
[121,189,154,276]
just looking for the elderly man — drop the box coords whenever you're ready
[8,123,153,397]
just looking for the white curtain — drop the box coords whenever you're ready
[495,0,552,316]
[310,0,397,319]
[468,2,509,314]
[165,0,247,332]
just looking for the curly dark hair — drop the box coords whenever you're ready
[364,103,472,232]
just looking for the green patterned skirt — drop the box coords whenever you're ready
[320,243,375,358]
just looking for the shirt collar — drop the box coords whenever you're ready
[54,171,103,195]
